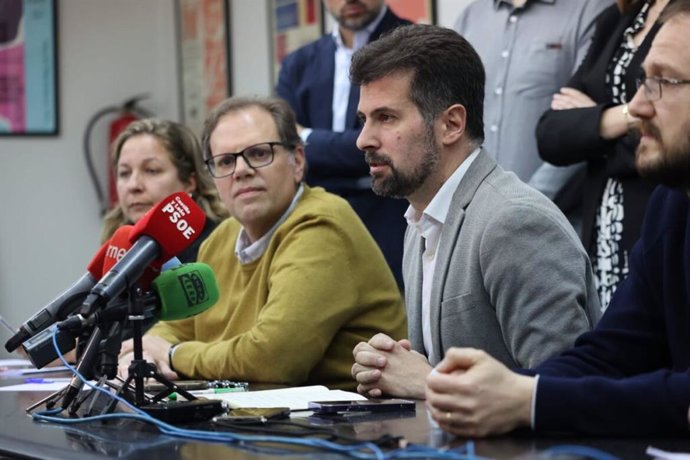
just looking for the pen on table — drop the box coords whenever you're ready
[20,366,71,375]
[168,387,246,400]
[25,378,55,384]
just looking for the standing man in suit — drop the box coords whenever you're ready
[426,1,690,436]
[276,0,411,287]
[454,0,611,233]
[350,25,601,399]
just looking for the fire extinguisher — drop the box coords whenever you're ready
[84,95,153,216]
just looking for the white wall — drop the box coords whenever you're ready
[0,0,472,358]
[231,0,272,97]
[0,0,179,357]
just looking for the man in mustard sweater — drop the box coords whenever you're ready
[118,96,406,390]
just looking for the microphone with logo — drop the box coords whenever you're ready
[59,192,206,410]
[31,263,217,375]
[80,192,206,317]
[22,258,185,370]
[4,231,111,354]
[58,263,219,332]
[25,263,219,419]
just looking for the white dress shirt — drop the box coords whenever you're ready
[404,149,479,363]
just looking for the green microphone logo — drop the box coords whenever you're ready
[178,270,209,307]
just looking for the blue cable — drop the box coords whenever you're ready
[32,330,487,459]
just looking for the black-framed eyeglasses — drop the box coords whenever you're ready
[205,142,294,178]
[636,75,690,102]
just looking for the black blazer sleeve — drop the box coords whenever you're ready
[537,3,662,177]
[536,4,623,167]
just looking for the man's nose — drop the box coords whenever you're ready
[628,84,654,121]
[232,155,255,178]
[356,121,379,153]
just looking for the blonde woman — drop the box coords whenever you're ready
[102,119,228,262]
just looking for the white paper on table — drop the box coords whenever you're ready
[202,385,366,411]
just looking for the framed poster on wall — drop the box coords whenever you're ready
[270,0,322,81]
[0,0,58,136]
[177,0,231,134]
[387,0,436,24]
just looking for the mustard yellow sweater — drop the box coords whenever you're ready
[150,186,406,390]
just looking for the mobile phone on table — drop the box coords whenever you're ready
[308,399,416,414]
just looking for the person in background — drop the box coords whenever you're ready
[102,118,228,262]
[536,0,672,310]
[426,0,690,436]
[454,0,611,233]
[276,0,411,287]
[350,25,599,400]
[118,97,406,390]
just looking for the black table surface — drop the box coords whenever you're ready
[1,376,689,459]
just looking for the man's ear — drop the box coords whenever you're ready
[439,104,467,146]
[292,145,307,183]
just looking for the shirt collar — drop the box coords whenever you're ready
[404,148,481,231]
[331,5,387,50]
[235,183,305,264]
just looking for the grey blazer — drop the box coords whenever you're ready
[403,149,600,368]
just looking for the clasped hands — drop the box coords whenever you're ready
[351,333,432,399]
[352,335,535,438]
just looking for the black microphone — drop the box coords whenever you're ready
[4,237,110,353]
[58,262,219,333]
[24,258,183,369]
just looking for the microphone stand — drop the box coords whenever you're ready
[26,287,196,417]
[106,288,227,424]
[108,286,196,410]
[26,287,223,423]
[26,323,104,414]
[68,320,125,416]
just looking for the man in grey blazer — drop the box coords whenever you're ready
[350,24,601,399]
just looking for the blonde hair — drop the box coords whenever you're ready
[100,118,228,242]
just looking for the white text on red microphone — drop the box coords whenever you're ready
[162,197,196,240]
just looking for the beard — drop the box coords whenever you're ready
[635,120,690,190]
[365,130,439,199]
[336,2,381,31]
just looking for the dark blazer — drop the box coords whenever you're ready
[536,3,658,254]
[530,186,690,435]
[276,8,411,287]
[277,8,410,186]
